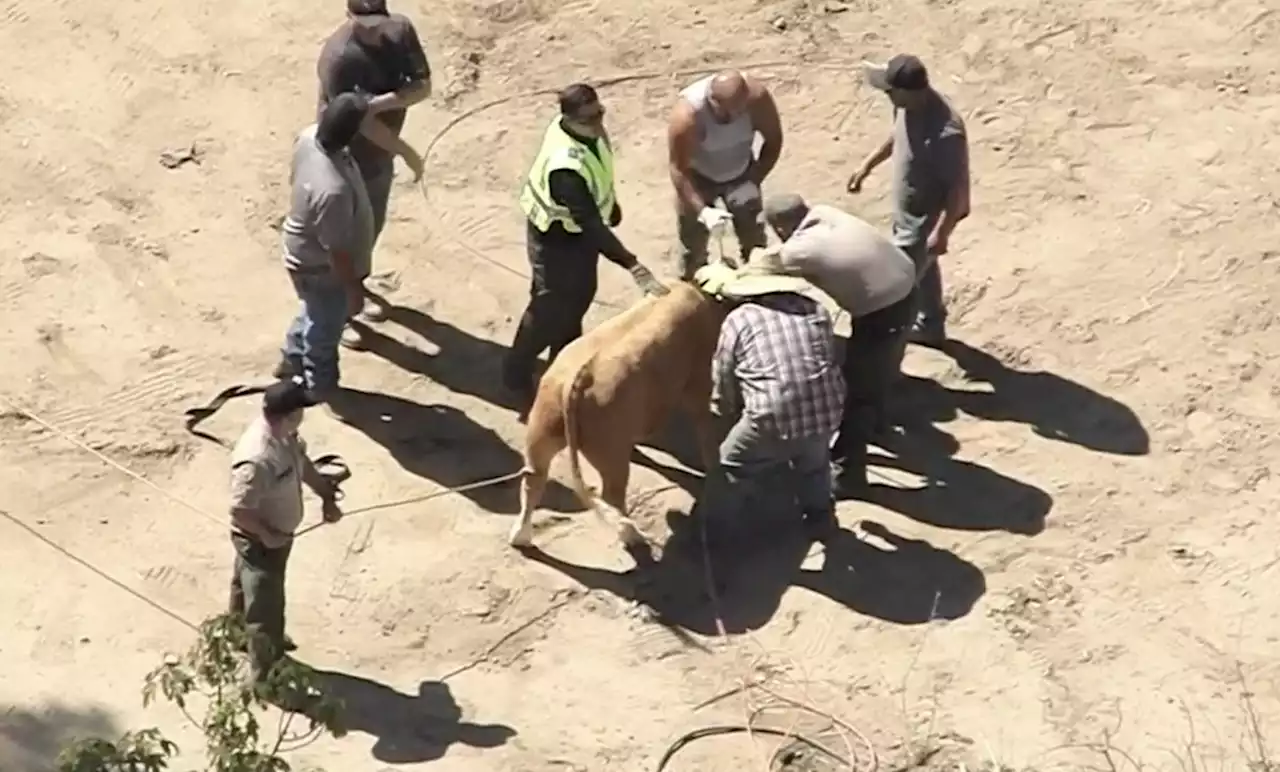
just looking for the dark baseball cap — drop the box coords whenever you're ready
[862,54,930,91]
[348,0,389,26]
[262,377,315,418]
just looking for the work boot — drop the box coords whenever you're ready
[236,634,297,654]
[273,356,302,380]
[909,317,946,347]
[830,461,871,500]
[339,324,367,351]
[803,510,840,544]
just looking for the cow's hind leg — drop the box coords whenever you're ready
[509,404,565,548]
[599,459,645,550]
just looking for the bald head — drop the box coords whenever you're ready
[707,70,751,122]
[764,193,810,240]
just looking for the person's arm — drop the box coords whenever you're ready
[314,190,365,312]
[229,462,284,540]
[369,20,433,111]
[746,82,783,184]
[709,316,741,418]
[931,131,971,246]
[667,102,708,212]
[847,130,894,191]
[357,115,424,179]
[548,169,638,269]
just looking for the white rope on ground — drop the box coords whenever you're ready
[0,392,525,539]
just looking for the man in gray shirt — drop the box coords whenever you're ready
[847,54,970,345]
[317,0,430,348]
[762,193,917,495]
[277,93,376,401]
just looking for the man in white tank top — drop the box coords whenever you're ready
[668,70,784,280]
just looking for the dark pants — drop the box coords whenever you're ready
[676,171,768,280]
[361,166,395,248]
[229,532,292,679]
[831,290,918,479]
[504,221,599,391]
[699,414,834,547]
[903,242,946,331]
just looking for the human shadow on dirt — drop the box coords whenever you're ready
[520,512,985,635]
[860,436,1052,536]
[896,339,1149,456]
[310,670,516,765]
[794,520,986,624]
[326,387,578,515]
[0,701,120,772]
[352,305,523,413]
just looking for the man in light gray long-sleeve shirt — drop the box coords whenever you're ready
[276,92,376,400]
[762,194,917,495]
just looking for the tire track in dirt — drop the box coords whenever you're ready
[34,354,207,434]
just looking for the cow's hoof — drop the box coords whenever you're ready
[507,527,534,549]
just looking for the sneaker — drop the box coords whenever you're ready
[339,324,367,351]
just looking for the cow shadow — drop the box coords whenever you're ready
[309,670,516,765]
[326,387,578,515]
[520,512,985,635]
[518,516,804,637]
[861,434,1052,535]
[351,306,522,414]
[366,304,712,496]
[898,339,1149,456]
[794,519,986,625]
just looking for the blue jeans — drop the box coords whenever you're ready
[698,414,834,544]
[282,271,347,393]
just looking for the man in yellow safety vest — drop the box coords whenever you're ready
[503,83,668,405]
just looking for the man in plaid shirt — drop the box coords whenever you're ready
[693,260,845,545]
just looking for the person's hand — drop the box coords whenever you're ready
[345,284,364,319]
[629,263,669,297]
[697,206,733,237]
[368,92,397,114]
[927,230,949,256]
[321,496,343,524]
[401,147,425,182]
[846,166,869,193]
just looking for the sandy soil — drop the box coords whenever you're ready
[3,0,1280,770]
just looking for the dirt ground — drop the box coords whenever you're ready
[3,0,1280,770]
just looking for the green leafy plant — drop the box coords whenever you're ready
[56,614,345,772]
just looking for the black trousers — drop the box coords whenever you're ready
[831,289,918,475]
[504,221,600,389]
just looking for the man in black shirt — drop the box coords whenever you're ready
[503,84,668,404]
[317,0,429,349]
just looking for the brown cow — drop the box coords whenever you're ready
[507,281,730,550]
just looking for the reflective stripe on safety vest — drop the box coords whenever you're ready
[519,117,616,234]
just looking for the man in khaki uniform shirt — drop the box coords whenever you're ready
[228,378,342,680]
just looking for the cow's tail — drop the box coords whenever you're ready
[561,354,630,537]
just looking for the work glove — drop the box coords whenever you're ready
[629,263,669,297]
[697,206,734,237]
